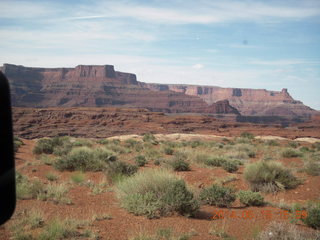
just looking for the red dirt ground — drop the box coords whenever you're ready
[1,138,320,240]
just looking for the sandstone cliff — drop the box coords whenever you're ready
[0,64,238,114]
[144,83,316,117]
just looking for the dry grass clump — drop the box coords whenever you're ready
[129,228,196,240]
[303,152,320,176]
[116,169,199,218]
[281,148,303,158]
[257,221,319,240]
[244,161,301,193]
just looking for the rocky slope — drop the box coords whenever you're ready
[0,64,238,114]
[12,107,320,139]
[144,83,316,117]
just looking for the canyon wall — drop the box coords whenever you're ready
[144,83,316,117]
[0,64,238,114]
[1,63,316,118]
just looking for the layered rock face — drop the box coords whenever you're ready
[0,64,238,114]
[144,84,316,117]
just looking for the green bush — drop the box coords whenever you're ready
[16,172,45,200]
[282,148,303,158]
[116,169,199,218]
[54,147,116,171]
[168,158,190,171]
[244,161,301,193]
[240,132,255,139]
[105,161,138,182]
[163,146,174,155]
[203,156,226,167]
[33,138,55,154]
[287,141,299,148]
[135,155,148,166]
[222,160,239,173]
[237,190,264,206]
[199,184,236,207]
[94,148,117,162]
[304,160,320,176]
[143,133,158,145]
[125,139,139,148]
[302,202,320,229]
[265,140,279,146]
[70,172,85,184]
[71,139,93,147]
[14,136,24,153]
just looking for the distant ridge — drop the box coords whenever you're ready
[0,63,316,118]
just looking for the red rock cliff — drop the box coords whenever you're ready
[0,64,239,115]
[144,83,316,117]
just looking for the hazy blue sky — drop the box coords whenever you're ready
[1,0,319,109]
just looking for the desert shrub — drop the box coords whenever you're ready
[281,148,303,158]
[311,142,320,151]
[257,221,319,240]
[173,151,188,161]
[38,219,83,240]
[237,190,264,206]
[33,138,55,155]
[265,140,279,146]
[302,202,320,229]
[109,144,130,154]
[116,169,199,218]
[38,183,71,204]
[72,139,93,147]
[222,160,239,173]
[244,161,301,193]
[135,155,148,166]
[167,158,190,171]
[96,138,109,144]
[105,161,138,182]
[40,154,56,165]
[143,133,158,145]
[287,141,300,148]
[199,184,236,207]
[203,156,226,167]
[9,209,44,240]
[54,147,116,171]
[162,146,174,155]
[130,228,195,240]
[16,172,45,200]
[304,160,320,176]
[125,139,139,148]
[14,136,24,153]
[145,148,161,161]
[299,146,310,153]
[70,172,85,184]
[240,132,255,139]
[94,148,117,162]
[154,159,161,166]
[34,136,72,155]
[190,140,202,148]
[45,172,58,181]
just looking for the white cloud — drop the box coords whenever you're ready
[192,64,204,69]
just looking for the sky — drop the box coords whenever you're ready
[0,0,320,110]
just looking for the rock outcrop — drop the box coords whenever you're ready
[144,83,316,118]
[0,64,239,114]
